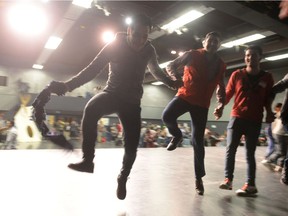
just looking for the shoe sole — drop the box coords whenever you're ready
[236,192,258,197]
[167,138,183,151]
[67,164,94,173]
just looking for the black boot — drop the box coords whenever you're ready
[68,160,94,173]
[117,174,128,200]
[195,179,204,195]
[167,137,183,151]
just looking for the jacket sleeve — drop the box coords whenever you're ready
[264,73,275,117]
[272,73,288,94]
[65,42,113,91]
[225,70,237,105]
[165,51,192,80]
[147,47,174,87]
[215,63,226,106]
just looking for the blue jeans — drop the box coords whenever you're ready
[265,123,275,158]
[162,97,208,179]
[225,117,261,185]
[81,91,141,177]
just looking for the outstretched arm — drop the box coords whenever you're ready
[147,48,183,90]
[49,43,112,96]
[272,74,288,94]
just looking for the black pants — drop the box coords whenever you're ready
[81,91,141,177]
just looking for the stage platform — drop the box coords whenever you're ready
[0,146,287,216]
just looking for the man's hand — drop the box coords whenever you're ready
[48,81,68,96]
[214,105,224,120]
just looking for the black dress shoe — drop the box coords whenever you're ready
[117,175,128,200]
[68,160,94,173]
[195,179,204,195]
[167,137,183,151]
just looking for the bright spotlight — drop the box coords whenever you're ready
[7,3,48,36]
[125,17,132,25]
[102,31,115,43]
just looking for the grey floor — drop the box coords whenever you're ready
[0,146,287,216]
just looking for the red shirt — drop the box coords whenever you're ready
[226,69,274,122]
[167,48,226,109]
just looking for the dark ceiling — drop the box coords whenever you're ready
[0,1,288,83]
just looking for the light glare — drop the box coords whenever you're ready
[72,0,93,9]
[125,17,132,25]
[151,81,164,86]
[32,64,44,70]
[102,31,115,43]
[222,34,266,48]
[265,53,288,61]
[161,10,204,33]
[45,36,63,49]
[7,3,47,36]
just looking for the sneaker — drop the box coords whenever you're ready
[261,159,276,170]
[195,179,204,195]
[68,160,94,173]
[219,178,233,190]
[236,183,258,196]
[280,167,288,185]
[117,175,128,200]
[280,177,288,185]
[166,137,183,151]
[274,165,283,172]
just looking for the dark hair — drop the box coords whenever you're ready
[204,31,222,41]
[275,102,283,109]
[245,45,263,57]
[130,14,152,31]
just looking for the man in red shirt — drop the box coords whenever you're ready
[162,31,226,195]
[219,45,274,196]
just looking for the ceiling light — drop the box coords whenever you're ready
[125,17,132,25]
[151,81,164,86]
[221,34,266,48]
[265,53,288,61]
[72,0,93,8]
[32,64,44,70]
[161,10,204,33]
[102,31,115,43]
[45,36,63,49]
[159,61,171,69]
[171,50,177,55]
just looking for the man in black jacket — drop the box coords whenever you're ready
[46,14,181,199]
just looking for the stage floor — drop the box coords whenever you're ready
[0,146,287,216]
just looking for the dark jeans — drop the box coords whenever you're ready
[225,117,261,185]
[81,91,141,177]
[162,97,208,179]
